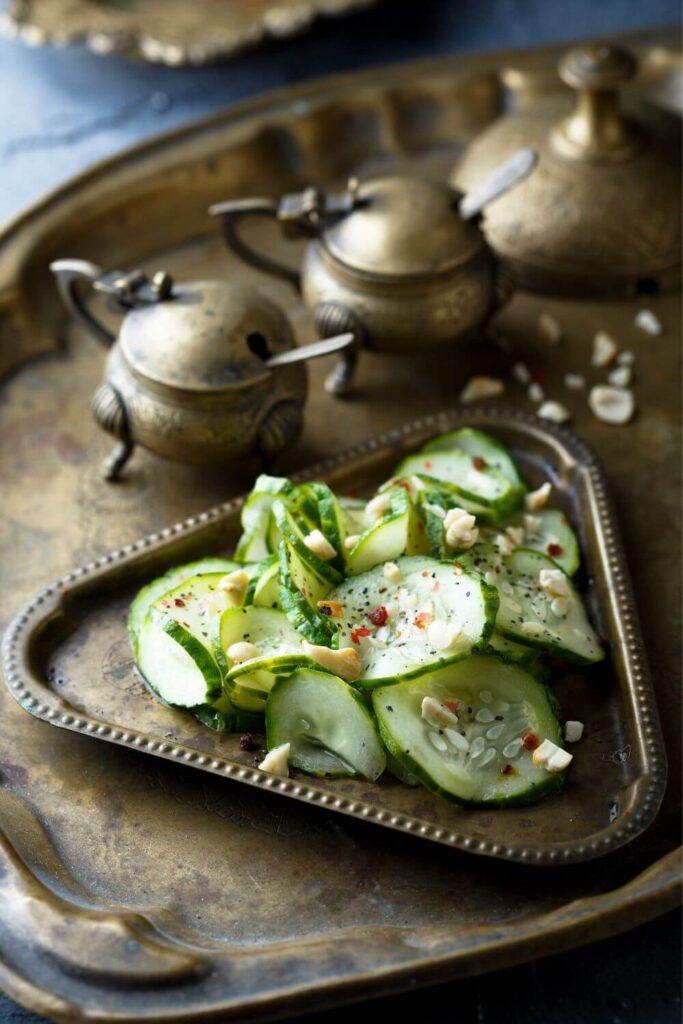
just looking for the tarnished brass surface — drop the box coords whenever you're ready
[1,0,376,65]
[454,43,682,296]
[0,29,680,1022]
[4,408,668,864]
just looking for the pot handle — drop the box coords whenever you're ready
[50,259,116,347]
[209,198,301,290]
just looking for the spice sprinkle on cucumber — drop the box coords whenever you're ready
[129,428,601,807]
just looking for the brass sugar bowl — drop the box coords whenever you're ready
[453,44,682,296]
[211,153,534,395]
[50,260,353,479]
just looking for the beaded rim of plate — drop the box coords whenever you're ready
[0,407,667,865]
[0,0,377,66]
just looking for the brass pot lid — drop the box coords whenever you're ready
[453,44,682,295]
[120,279,293,393]
[321,176,485,281]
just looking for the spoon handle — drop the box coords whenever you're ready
[265,333,355,368]
[458,147,537,221]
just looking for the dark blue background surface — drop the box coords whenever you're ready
[0,0,680,1020]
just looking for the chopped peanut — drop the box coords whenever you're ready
[227,641,261,664]
[259,743,290,777]
[218,569,250,606]
[303,529,337,561]
[302,642,362,681]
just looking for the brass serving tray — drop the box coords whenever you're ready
[2,409,667,865]
[0,28,680,1023]
[1,0,376,65]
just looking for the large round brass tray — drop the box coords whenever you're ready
[0,29,680,1022]
[0,0,376,65]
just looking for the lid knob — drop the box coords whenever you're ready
[552,44,642,162]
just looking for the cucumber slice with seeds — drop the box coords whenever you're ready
[266,668,386,779]
[394,449,521,513]
[423,427,525,488]
[373,656,564,807]
[460,544,603,664]
[327,555,498,687]
[492,508,580,576]
[128,557,238,651]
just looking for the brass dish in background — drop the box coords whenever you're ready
[3,409,668,865]
[0,0,377,65]
[0,29,680,1023]
[454,43,682,297]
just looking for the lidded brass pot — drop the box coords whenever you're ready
[211,151,535,395]
[453,44,682,296]
[50,260,353,479]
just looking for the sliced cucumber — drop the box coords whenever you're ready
[339,495,369,536]
[278,541,336,645]
[272,499,343,587]
[373,656,564,806]
[326,555,498,687]
[234,475,294,562]
[221,606,311,689]
[483,631,543,669]
[136,618,223,707]
[149,573,236,672]
[460,544,603,664]
[245,555,281,609]
[394,449,521,513]
[423,427,525,488]
[345,488,423,576]
[192,693,264,733]
[128,557,238,650]
[266,668,386,779]
[306,482,346,574]
[497,508,580,576]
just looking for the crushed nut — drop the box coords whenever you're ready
[528,381,545,403]
[634,309,662,335]
[218,569,250,606]
[383,561,402,581]
[537,400,571,424]
[302,641,362,681]
[532,738,573,773]
[592,330,619,366]
[564,373,586,390]
[607,365,632,388]
[303,528,337,561]
[421,695,459,729]
[564,720,585,743]
[539,567,570,601]
[524,513,542,534]
[525,481,551,511]
[444,507,479,550]
[460,376,504,403]
[344,534,360,551]
[426,620,462,652]
[538,312,562,346]
[365,492,393,520]
[258,743,290,777]
[588,385,635,425]
[227,641,261,664]
[512,362,531,385]
[617,350,635,366]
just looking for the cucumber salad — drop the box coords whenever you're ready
[129,428,603,808]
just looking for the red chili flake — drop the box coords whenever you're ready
[501,764,516,776]
[421,571,430,578]
[431,580,441,592]
[413,611,433,630]
[444,700,460,712]
[239,733,255,752]
[423,460,433,470]
[173,598,186,607]
[547,543,564,558]
[473,455,487,471]
[351,626,373,644]
[521,730,540,751]
[368,606,388,627]
[622,810,631,818]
